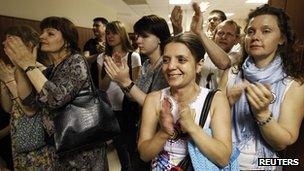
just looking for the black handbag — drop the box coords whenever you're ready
[53,57,120,154]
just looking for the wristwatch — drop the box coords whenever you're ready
[24,66,37,73]
[122,81,135,93]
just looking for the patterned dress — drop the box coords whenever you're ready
[7,87,56,170]
[36,53,108,170]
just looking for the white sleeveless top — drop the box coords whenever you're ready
[151,87,212,170]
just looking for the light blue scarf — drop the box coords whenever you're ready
[232,55,290,167]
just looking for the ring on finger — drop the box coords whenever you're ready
[270,92,276,104]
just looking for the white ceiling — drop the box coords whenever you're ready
[99,0,267,32]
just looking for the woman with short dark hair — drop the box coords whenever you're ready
[4,17,108,170]
[138,32,232,170]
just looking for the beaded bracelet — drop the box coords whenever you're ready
[255,114,273,126]
[169,131,177,140]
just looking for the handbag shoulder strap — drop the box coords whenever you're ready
[199,89,219,127]
[127,52,133,80]
[81,55,98,95]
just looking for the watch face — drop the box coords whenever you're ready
[123,82,135,93]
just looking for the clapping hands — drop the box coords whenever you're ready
[245,82,274,117]
[159,97,175,136]
[227,81,249,106]
[228,80,274,116]
[190,2,203,35]
[177,102,195,133]
[103,53,131,86]
[170,5,183,35]
[171,3,204,36]
[3,36,36,70]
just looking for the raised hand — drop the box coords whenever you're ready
[0,59,15,83]
[159,97,175,136]
[3,36,36,70]
[245,82,274,116]
[170,5,183,35]
[190,2,203,35]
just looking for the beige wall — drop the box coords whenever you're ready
[0,0,133,31]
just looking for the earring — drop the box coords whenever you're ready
[65,43,70,49]
[158,38,161,44]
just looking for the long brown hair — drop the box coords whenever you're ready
[244,4,304,84]
[104,21,133,56]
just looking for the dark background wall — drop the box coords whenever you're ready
[0,15,94,61]
[269,0,304,170]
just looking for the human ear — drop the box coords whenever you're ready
[196,58,204,73]
[157,38,161,44]
[279,35,286,45]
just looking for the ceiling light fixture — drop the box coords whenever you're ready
[169,0,191,5]
[226,13,234,17]
[245,0,268,4]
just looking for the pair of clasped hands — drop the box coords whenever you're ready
[159,80,275,139]
[160,97,196,139]
[2,36,37,71]
[1,36,38,84]
[228,80,275,119]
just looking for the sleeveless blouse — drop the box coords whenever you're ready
[152,87,212,170]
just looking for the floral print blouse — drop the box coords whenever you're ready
[27,53,108,170]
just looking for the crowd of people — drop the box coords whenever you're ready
[0,2,303,171]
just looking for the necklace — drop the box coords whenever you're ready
[169,86,201,105]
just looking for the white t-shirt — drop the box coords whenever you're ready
[97,52,141,111]
[199,44,242,89]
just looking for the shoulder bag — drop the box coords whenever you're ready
[53,56,120,154]
[187,89,240,171]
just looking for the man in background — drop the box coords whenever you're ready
[200,19,242,89]
[206,9,227,39]
[83,17,108,87]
